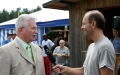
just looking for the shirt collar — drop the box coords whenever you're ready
[16,36,31,51]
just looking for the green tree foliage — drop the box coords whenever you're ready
[29,6,41,13]
[0,6,41,23]
[9,10,18,19]
[36,6,41,11]
[0,9,9,23]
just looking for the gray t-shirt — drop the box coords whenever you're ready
[53,46,70,65]
[83,37,115,75]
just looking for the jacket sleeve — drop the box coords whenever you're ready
[0,48,10,75]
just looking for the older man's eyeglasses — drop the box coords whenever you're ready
[22,27,38,31]
[30,27,38,31]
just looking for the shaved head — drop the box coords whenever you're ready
[59,40,65,44]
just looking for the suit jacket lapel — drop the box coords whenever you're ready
[14,38,35,66]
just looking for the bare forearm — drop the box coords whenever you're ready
[66,67,84,75]
[50,45,56,51]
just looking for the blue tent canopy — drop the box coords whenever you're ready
[37,19,69,27]
[0,19,69,29]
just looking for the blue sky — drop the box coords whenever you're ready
[0,0,50,11]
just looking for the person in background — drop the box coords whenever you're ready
[42,33,56,75]
[57,35,63,46]
[12,33,16,40]
[0,14,45,75]
[53,40,70,75]
[53,36,59,46]
[111,28,120,53]
[53,10,115,75]
[53,40,70,65]
[2,33,13,45]
[111,28,120,75]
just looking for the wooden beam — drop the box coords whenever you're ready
[42,0,80,10]
[43,0,61,8]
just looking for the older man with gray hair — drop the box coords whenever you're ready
[53,39,70,66]
[0,14,45,75]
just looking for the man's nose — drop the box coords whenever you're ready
[81,25,84,30]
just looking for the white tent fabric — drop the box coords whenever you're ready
[0,8,69,26]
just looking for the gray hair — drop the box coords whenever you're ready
[15,14,37,32]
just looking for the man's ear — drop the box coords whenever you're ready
[92,21,96,29]
[18,27,24,33]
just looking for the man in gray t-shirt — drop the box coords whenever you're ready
[83,37,115,75]
[53,40,70,65]
[53,10,115,75]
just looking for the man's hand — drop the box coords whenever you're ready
[53,65,68,74]
[53,53,58,56]
[62,54,68,57]
[53,65,84,75]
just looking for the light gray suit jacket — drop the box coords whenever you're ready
[0,38,45,75]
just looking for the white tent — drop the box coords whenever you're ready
[0,8,69,26]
